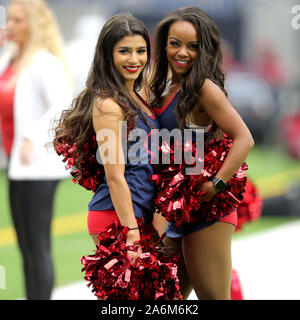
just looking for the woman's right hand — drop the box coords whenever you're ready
[20,138,34,165]
[126,229,142,265]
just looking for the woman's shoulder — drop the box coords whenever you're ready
[196,78,226,112]
[200,78,221,93]
[198,78,226,102]
[30,50,64,69]
[93,97,124,118]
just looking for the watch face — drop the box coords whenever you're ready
[216,180,226,192]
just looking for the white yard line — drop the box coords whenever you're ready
[231,219,300,300]
[51,220,300,300]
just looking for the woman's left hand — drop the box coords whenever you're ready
[20,138,34,165]
[197,181,218,202]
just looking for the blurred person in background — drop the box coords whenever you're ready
[252,39,286,93]
[0,0,72,299]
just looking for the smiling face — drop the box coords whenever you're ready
[113,34,148,88]
[166,20,199,78]
[6,3,30,48]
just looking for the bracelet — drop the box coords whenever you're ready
[128,227,139,231]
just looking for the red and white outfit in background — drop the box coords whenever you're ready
[0,42,72,300]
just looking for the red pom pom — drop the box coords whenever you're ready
[54,135,104,192]
[151,136,248,227]
[80,218,182,300]
[80,222,136,300]
[235,178,263,231]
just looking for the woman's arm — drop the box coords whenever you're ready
[198,79,254,201]
[92,98,141,248]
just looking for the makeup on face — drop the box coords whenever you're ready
[113,35,147,86]
[166,20,199,76]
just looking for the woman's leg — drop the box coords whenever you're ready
[182,221,235,300]
[162,235,192,299]
[9,179,59,300]
[90,234,100,246]
[152,212,168,238]
[153,212,193,299]
[88,234,101,300]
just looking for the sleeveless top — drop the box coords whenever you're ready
[154,89,212,135]
[88,95,159,225]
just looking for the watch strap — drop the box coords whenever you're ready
[211,176,227,192]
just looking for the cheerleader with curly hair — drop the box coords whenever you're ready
[150,7,254,300]
[54,13,181,300]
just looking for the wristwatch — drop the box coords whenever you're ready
[210,176,227,193]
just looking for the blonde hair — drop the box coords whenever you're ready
[8,0,69,78]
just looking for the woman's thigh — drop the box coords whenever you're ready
[182,221,235,300]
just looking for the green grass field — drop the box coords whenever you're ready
[0,143,300,299]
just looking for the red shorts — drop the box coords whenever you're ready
[87,210,156,236]
[87,210,119,235]
[87,209,237,236]
[219,210,237,227]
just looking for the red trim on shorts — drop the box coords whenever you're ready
[87,210,119,235]
[219,210,237,228]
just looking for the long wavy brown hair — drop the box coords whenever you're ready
[150,6,227,135]
[54,13,151,180]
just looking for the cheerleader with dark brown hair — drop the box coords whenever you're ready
[54,13,181,300]
[150,7,254,300]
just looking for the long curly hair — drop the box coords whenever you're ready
[150,7,227,135]
[53,13,151,181]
